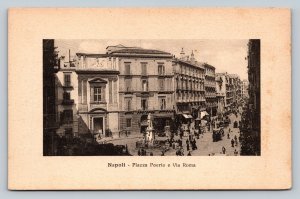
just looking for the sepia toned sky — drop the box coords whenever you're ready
[55,39,249,80]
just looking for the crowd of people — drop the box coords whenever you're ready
[134,106,247,156]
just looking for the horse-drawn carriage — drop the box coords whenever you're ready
[212,127,224,142]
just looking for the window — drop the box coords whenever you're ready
[142,79,148,91]
[126,118,132,128]
[158,64,165,75]
[113,80,118,103]
[125,63,131,75]
[159,98,166,110]
[159,79,164,91]
[94,87,102,102]
[141,99,148,110]
[109,80,113,103]
[141,63,147,75]
[61,110,73,124]
[64,73,71,86]
[125,98,132,111]
[63,92,71,100]
[125,78,132,91]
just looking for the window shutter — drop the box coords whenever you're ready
[90,86,94,102]
[113,80,117,103]
[102,86,105,102]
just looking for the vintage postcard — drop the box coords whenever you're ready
[8,8,291,190]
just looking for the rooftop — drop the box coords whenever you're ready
[173,58,205,70]
[110,48,172,55]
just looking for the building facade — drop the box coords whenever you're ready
[43,39,60,155]
[108,46,174,134]
[55,56,78,138]
[228,74,241,109]
[204,63,217,117]
[247,39,261,131]
[215,74,226,115]
[242,79,249,99]
[74,53,120,137]
[173,49,206,120]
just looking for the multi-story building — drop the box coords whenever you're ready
[108,45,174,134]
[236,78,242,104]
[228,74,241,109]
[224,73,233,111]
[43,39,60,155]
[215,73,226,115]
[204,63,217,117]
[241,79,249,99]
[74,52,120,137]
[216,72,235,112]
[173,49,206,120]
[247,39,260,131]
[55,55,78,138]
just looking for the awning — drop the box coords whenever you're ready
[182,114,193,119]
[200,111,209,119]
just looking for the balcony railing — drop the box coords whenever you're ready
[62,99,74,105]
[63,83,73,88]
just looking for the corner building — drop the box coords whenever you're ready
[173,50,206,119]
[108,46,174,134]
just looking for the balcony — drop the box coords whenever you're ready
[90,101,107,110]
[63,82,73,89]
[62,99,74,105]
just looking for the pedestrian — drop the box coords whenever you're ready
[187,142,190,151]
[227,133,230,139]
[172,141,175,149]
[234,149,238,156]
[138,149,141,156]
[161,151,165,156]
[179,139,182,147]
[187,151,192,156]
[231,139,235,147]
[180,147,184,156]
[222,146,226,154]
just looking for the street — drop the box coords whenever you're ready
[107,112,241,156]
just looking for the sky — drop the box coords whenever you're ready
[55,39,249,80]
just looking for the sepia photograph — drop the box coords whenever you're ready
[43,39,261,156]
[9,8,291,190]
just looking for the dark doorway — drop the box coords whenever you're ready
[93,117,104,134]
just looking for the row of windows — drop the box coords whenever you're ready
[177,92,205,101]
[178,65,205,78]
[176,79,204,91]
[125,63,166,75]
[124,97,167,111]
[124,78,171,92]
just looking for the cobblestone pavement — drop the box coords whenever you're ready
[107,113,242,156]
